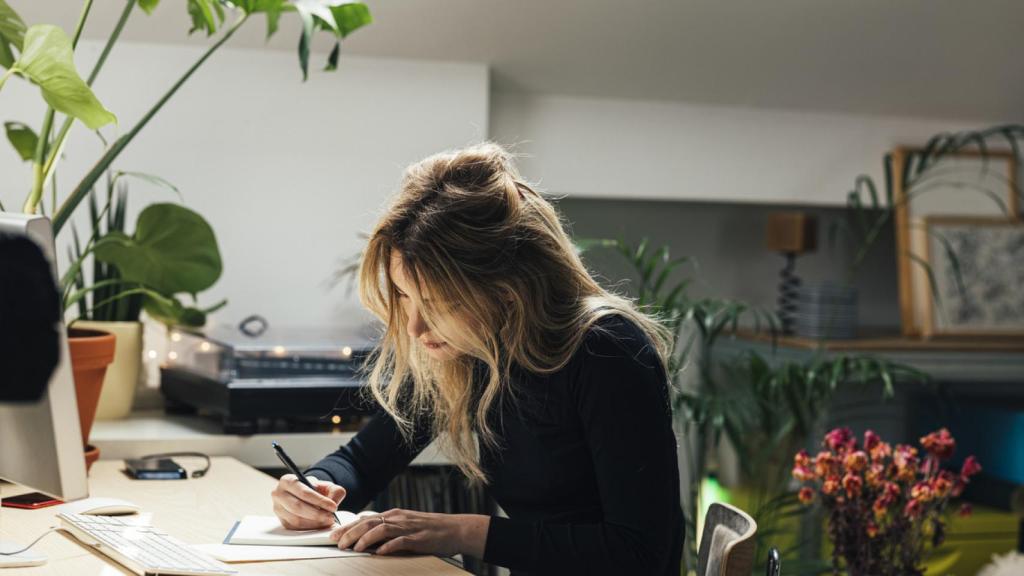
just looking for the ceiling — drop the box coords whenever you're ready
[13,0,1024,121]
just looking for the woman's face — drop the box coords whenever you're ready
[389,251,466,361]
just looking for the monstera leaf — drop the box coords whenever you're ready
[93,203,222,296]
[291,1,372,80]
[5,25,115,129]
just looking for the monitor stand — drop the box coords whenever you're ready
[0,540,47,568]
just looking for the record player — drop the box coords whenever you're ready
[160,318,379,433]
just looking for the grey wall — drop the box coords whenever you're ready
[552,197,900,331]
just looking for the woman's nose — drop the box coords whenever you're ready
[407,308,428,339]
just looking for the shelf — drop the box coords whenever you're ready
[718,331,1024,385]
[90,410,453,469]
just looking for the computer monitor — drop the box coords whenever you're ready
[0,213,88,502]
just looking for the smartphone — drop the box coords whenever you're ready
[1,492,63,510]
[125,457,187,480]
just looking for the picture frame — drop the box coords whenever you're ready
[919,216,1024,337]
[891,147,1020,336]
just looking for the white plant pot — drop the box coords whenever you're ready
[76,320,143,420]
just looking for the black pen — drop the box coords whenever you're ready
[272,441,342,526]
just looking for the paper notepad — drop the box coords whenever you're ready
[224,513,379,546]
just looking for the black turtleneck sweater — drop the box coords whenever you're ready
[305,314,684,575]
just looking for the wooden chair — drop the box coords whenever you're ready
[697,502,757,576]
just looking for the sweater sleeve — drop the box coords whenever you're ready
[303,407,433,512]
[482,320,683,574]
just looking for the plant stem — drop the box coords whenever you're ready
[53,12,250,233]
[43,0,137,183]
[0,67,14,90]
[24,0,96,214]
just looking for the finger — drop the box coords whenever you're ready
[273,501,319,531]
[353,521,399,553]
[284,476,338,512]
[308,477,347,506]
[279,492,335,526]
[376,535,418,556]
[338,516,384,550]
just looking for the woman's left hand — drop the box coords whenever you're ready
[330,509,489,558]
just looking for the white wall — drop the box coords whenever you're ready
[1,41,489,329]
[490,92,996,205]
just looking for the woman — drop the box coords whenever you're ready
[270,143,684,575]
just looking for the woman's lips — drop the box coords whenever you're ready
[424,341,447,349]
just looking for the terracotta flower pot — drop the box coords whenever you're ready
[67,327,116,471]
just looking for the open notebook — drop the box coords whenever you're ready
[224,512,379,546]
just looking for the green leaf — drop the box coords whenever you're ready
[138,0,161,15]
[290,1,371,79]
[13,25,116,130]
[187,0,224,36]
[328,2,371,37]
[324,41,339,71]
[93,203,223,295]
[4,121,37,161]
[0,0,26,68]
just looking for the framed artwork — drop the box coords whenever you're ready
[919,217,1024,336]
[892,148,1020,336]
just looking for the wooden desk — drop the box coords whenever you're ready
[0,457,468,575]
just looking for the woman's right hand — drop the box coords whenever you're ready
[272,474,347,530]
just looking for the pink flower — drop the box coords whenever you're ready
[844,451,868,473]
[864,430,881,451]
[893,445,919,481]
[873,496,892,520]
[825,427,855,453]
[920,428,956,460]
[958,503,972,517]
[842,472,863,498]
[798,487,814,505]
[904,498,924,519]
[960,455,982,481]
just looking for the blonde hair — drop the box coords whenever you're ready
[358,142,673,483]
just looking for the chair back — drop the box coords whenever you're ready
[697,502,757,576]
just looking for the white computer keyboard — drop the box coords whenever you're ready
[58,512,237,576]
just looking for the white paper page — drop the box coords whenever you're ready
[226,513,378,546]
[194,543,368,563]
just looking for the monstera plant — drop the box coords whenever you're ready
[0,0,372,230]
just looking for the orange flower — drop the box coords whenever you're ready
[794,449,811,468]
[814,451,837,477]
[869,441,892,462]
[865,463,885,488]
[822,475,841,495]
[842,472,863,498]
[910,481,933,502]
[893,445,918,482]
[866,521,879,538]
[798,487,814,505]
[844,451,868,473]
[904,498,924,519]
[872,496,890,520]
[920,428,956,460]
[932,471,954,498]
[792,465,815,482]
